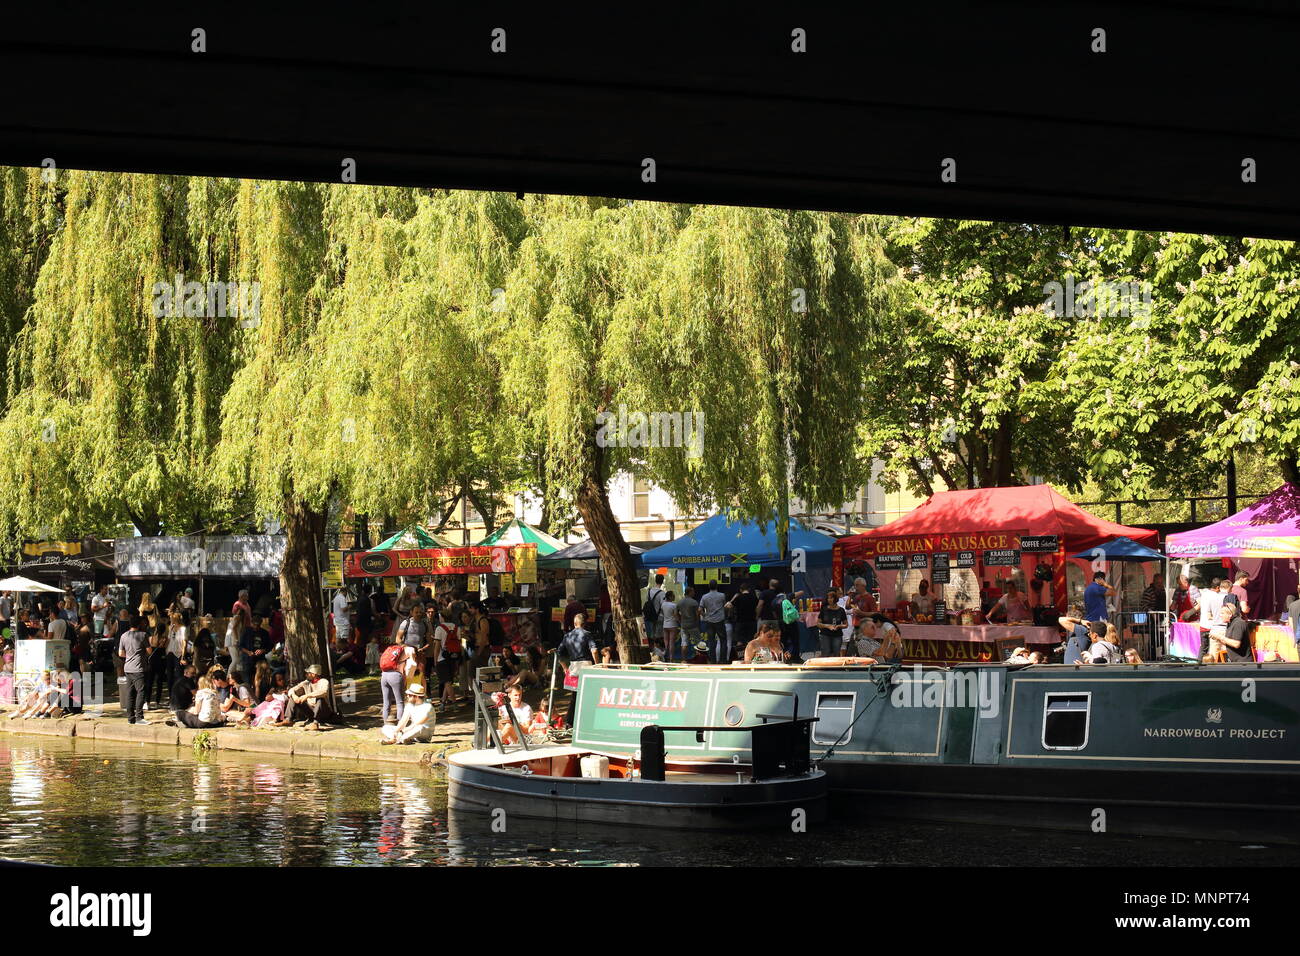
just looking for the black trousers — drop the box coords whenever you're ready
[145,652,168,704]
[175,709,223,729]
[123,673,146,723]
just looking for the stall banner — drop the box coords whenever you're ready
[343,546,513,578]
[858,531,1026,558]
[512,545,538,584]
[116,535,286,578]
[903,639,999,664]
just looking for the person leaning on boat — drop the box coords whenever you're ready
[1057,609,1101,665]
[744,621,789,663]
[854,614,902,663]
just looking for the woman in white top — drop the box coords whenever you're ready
[660,591,680,661]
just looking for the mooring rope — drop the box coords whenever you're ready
[818,661,902,762]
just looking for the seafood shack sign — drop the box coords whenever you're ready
[115,535,286,578]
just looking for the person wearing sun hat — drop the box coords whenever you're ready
[284,663,332,730]
[380,683,435,744]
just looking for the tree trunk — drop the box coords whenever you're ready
[1281,455,1300,488]
[575,440,648,664]
[280,495,334,718]
[990,414,1017,486]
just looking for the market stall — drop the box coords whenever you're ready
[833,484,1159,664]
[343,543,542,648]
[1165,483,1300,662]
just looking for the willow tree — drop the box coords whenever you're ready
[496,198,882,661]
[0,171,245,547]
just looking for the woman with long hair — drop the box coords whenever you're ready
[165,611,189,694]
[252,658,273,704]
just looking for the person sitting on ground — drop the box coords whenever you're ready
[173,673,227,729]
[496,684,533,745]
[380,683,435,745]
[221,668,255,725]
[283,664,331,730]
[744,621,788,664]
[9,670,58,719]
[169,664,199,717]
[686,639,711,664]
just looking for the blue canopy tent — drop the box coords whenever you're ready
[639,514,838,600]
[1069,536,1165,562]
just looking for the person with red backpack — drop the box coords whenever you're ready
[434,610,463,709]
[379,640,407,724]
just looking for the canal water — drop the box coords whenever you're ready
[1,736,1295,867]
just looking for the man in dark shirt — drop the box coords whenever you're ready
[240,613,273,670]
[729,583,759,655]
[562,596,587,633]
[814,588,849,658]
[757,579,779,622]
[560,613,599,666]
[170,664,198,712]
[1219,604,1254,662]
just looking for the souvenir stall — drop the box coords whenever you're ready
[833,485,1159,664]
[1,575,71,702]
[1165,483,1300,662]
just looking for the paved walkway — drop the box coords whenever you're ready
[0,673,481,767]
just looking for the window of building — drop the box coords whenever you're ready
[632,478,651,519]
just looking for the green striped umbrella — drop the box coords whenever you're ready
[474,518,565,556]
[371,525,456,551]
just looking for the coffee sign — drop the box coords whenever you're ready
[1019,535,1059,553]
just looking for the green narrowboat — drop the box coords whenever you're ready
[571,661,1300,843]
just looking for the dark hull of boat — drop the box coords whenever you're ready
[447,762,828,830]
[825,761,1300,845]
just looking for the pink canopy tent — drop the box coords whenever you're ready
[1166,483,1300,617]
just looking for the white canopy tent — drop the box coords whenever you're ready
[0,575,65,594]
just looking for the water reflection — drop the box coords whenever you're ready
[0,737,1297,868]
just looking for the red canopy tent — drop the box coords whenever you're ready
[835,484,1159,621]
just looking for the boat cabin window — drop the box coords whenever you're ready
[1042,693,1091,750]
[812,692,855,745]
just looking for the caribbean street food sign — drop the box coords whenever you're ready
[343,545,530,578]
